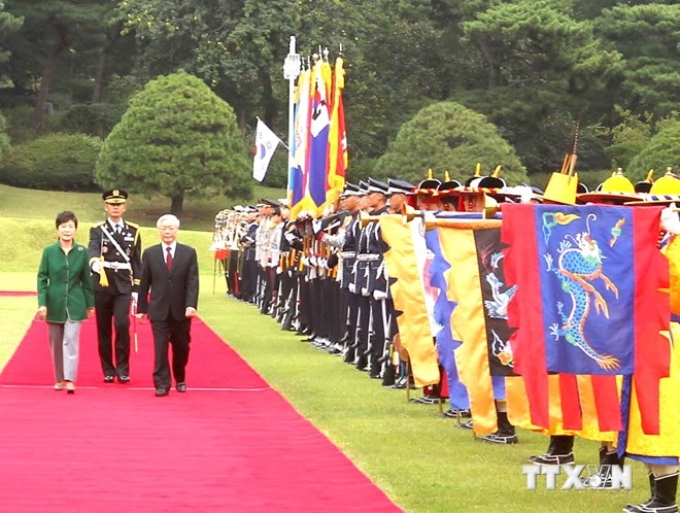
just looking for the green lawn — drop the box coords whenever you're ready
[0,183,286,232]
[0,185,648,513]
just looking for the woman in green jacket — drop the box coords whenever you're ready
[37,211,95,394]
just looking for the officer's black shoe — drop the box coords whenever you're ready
[343,347,356,364]
[441,409,471,419]
[381,365,396,387]
[529,452,575,465]
[478,431,519,444]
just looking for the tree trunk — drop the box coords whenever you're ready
[32,18,71,133]
[170,194,184,217]
[477,39,501,89]
[262,72,277,127]
[92,23,122,104]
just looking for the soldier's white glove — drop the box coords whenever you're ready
[348,283,356,294]
[373,289,388,301]
[284,232,296,244]
[91,260,102,274]
[131,292,138,305]
[312,219,323,235]
[361,287,369,297]
[661,204,680,235]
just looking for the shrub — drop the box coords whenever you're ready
[374,101,528,185]
[0,133,102,191]
[628,121,680,181]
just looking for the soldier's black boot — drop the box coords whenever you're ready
[583,446,625,488]
[479,411,518,444]
[624,473,678,513]
[624,473,656,513]
[369,354,381,379]
[529,435,575,465]
[344,345,356,364]
[381,364,396,387]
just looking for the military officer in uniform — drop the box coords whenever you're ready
[88,189,142,383]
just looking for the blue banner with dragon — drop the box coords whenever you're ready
[537,205,634,375]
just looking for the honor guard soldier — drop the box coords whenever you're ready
[355,178,391,377]
[312,183,363,356]
[88,189,142,384]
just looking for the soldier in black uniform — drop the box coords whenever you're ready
[88,189,142,384]
[312,183,363,356]
[355,178,391,376]
[239,207,259,303]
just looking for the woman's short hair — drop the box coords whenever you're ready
[56,211,78,228]
[156,214,181,229]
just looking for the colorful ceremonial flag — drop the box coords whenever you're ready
[327,57,347,203]
[252,118,282,182]
[307,59,331,215]
[503,203,670,435]
[287,52,348,219]
[426,226,469,410]
[288,68,312,218]
[379,215,439,387]
[437,218,517,434]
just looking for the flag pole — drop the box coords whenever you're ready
[283,36,301,201]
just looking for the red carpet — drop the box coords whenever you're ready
[0,315,403,513]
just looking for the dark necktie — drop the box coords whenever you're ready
[166,246,173,271]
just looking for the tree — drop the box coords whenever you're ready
[5,1,128,131]
[601,106,653,171]
[459,0,620,172]
[0,0,22,70]
[594,3,680,119]
[628,120,680,181]
[373,101,528,185]
[95,71,252,215]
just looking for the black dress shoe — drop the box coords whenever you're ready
[155,388,169,397]
[103,375,115,383]
[176,382,187,393]
[117,374,130,384]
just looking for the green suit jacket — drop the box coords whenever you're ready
[37,241,95,323]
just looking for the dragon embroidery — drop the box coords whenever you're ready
[544,213,621,370]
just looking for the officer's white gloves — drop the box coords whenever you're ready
[373,290,388,301]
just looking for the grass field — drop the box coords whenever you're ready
[0,183,286,232]
[0,184,648,513]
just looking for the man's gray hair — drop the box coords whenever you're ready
[156,214,181,229]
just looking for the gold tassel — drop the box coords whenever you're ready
[99,257,109,287]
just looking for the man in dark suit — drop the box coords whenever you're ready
[88,189,142,384]
[136,214,199,397]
